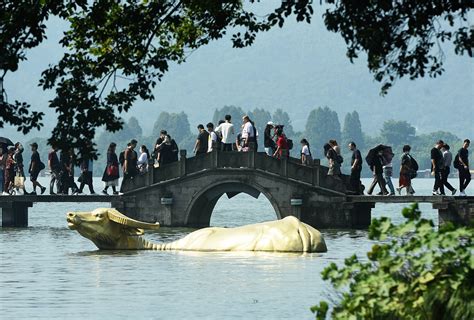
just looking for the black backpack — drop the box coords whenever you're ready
[119,150,125,166]
[336,154,344,164]
[453,154,460,169]
[287,139,294,150]
[410,156,419,171]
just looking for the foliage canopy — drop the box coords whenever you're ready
[312,204,474,319]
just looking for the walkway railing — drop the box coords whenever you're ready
[121,150,349,194]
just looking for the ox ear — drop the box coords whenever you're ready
[107,209,160,230]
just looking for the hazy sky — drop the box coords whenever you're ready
[3,5,473,142]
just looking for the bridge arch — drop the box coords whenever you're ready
[184,180,284,227]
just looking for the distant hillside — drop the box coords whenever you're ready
[2,9,473,142]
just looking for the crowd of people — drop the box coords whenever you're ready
[0,113,471,197]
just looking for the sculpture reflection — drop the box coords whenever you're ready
[67,208,327,253]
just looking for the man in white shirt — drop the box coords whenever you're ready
[241,115,256,151]
[207,123,218,152]
[215,114,235,151]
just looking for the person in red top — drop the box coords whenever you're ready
[273,127,289,159]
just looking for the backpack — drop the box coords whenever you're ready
[336,154,344,164]
[453,154,460,169]
[409,156,419,171]
[287,139,294,150]
[119,151,125,166]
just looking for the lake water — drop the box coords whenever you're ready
[0,177,456,319]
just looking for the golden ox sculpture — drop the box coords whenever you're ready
[67,208,327,253]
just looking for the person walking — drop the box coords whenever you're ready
[193,124,209,156]
[441,144,456,195]
[207,122,218,152]
[13,142,29,195]
[77,157,95,195]
[264,122,276,156]
[397,145,416,195]
[273,127,289,159]
[431,140,445,195]
[101,143,119,195]
[456,139,471,196]
[3,148,15,195]
[28,143,46,195]
[300,139,313,165]
[241,115,257,152]
[327,140,342,177]
[48,145,61,195]
[0,148,5,194]
[60,149,79,195]
[215,115,235,152]
[383,162,396,195]
[137,145,150,174]
[348,142,363,194]
[153,130,167,167]
[122,139,139,182]
[367,150,388,195]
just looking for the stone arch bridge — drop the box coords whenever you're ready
[116,151,371,228]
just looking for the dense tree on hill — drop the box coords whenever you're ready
[152,111,192,143]
[273,109,296,139]
[212,106,245,126]
[342,111,364,149]
[380,120,416,147]
[305,107,341,149]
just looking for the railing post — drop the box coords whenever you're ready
[281,150,288,177]
[180,149,187,176]
[148,165,154,185]
[313,159,321,186]
[248,150,255,168]
[211,149,218,168]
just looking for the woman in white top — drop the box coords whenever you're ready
[300,139,313,165]
[137,145,149,174]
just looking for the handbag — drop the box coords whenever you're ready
[154,159,160,168]
[14,172,25,189]
[107,164,119,176]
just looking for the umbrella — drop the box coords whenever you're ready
[0,137,14,146]
[366,144,391,166]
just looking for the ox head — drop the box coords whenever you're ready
[67,208,160,249]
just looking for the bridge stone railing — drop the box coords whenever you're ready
[122,150,349,194]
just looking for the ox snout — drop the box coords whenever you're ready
[66,212,81,229]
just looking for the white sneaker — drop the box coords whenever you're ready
[459,191,466,197]
[432,190,441,196]
[2,191,10,195]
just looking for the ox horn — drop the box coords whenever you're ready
[107,209,161,230]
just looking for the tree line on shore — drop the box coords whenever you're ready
[20,106,470,177]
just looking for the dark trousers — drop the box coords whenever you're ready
[79,171,94,193]
[459,167,471,192]
[350,169,362,194]
[50,170,60,193]
[441,166,455,193]
[367,173,388,195]
[433,168,444,194]
[222,143,233,152]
